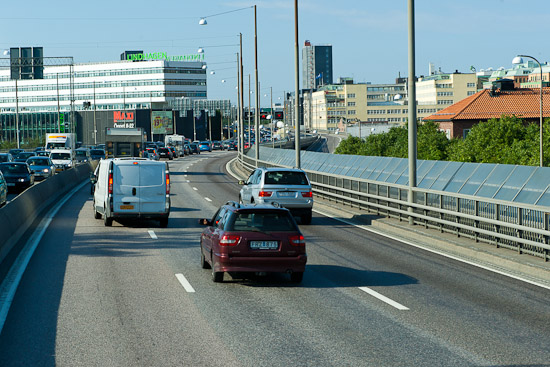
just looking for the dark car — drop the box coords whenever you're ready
[8,148,24,157]
[0,153,14,163]
[27,156,56,180]
[0,170,7,207]
[74,148,91,163]
[14,151,36,162]
[212,141,223,150]
[168,146,179,158]
[199,202,307,283]
[0,162,35,193]
[228,141,238,151]
[189,143,200,154]
[183,144,191,155]
[158,147,173,160]
[90,149,106,160]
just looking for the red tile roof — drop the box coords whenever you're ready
[425,88,550,121]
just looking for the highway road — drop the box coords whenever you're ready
[0,151,549,366]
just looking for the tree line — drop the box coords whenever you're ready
[334,116,550,166]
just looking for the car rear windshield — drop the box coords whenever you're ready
[90,150,104,155]
[51,152,71,160]
[0,164,28,174]
[264,171,309,185]
[228,211,298,232]
[28,158,49,166]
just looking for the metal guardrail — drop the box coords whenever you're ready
[239,153,550,262]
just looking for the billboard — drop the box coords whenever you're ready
[151,111,173,134]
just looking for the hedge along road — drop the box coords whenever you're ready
[0,151,548,367]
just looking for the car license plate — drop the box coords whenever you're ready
[7,183,15,187]
[278,191,295,197]
[120,204,134,210]
[250,241,278,250]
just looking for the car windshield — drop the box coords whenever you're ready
[51,152,71,160]
[0,155,10,162]
[228,211,297,232]
[264,171,309,185]
[75,150,87,157]
[0,164,28,174]
[27,158,50,166]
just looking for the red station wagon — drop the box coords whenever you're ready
[199,202,307,283]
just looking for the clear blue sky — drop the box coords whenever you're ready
[1,0,548,106]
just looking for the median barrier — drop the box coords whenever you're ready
[0,162,96,283]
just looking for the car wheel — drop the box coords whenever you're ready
[159,218,168,228]
[301,210,312,225]
[103,207,113,226]
[93,201,101,219]
[211,260,223,282]
[290,272,303,283]
[200,246,211,269]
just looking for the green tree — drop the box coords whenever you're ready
[417,121,450,160]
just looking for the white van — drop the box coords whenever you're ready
[50,149,74,172]
[91,158,170,227]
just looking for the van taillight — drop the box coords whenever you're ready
[301,191,313,198]
[288,235,305,246]
[166,171,170,195]
[220,234,240,246]
[259,191,272,197]
[108,172,113,194]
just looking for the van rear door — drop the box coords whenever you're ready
[112,160,140,214]
[137,161,166,214]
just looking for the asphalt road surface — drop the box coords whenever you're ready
[1,151,549,367]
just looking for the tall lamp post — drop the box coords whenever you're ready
[294,0,301,168]
[407,0,417,225]
[513,55,544,167]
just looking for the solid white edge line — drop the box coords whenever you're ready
[204,197,212,202]
[359,286,409,310]
[313,208,550,291]
[0,180,88,335]
[148,230,158,240]
[175,273,195,293]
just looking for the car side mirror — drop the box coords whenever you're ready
[238,180,246,185]
[199,218,211,226]
[90,173,97,184]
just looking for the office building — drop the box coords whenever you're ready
[302,41,333,89]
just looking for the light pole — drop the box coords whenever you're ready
[513,55,544,167]
[407,0,417,225]
[294,0,301,168]
[254,4,260,165]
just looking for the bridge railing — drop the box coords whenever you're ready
[239,148,550,262]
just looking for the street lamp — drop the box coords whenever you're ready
[513,55,544,167]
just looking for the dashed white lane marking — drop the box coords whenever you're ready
[148,230,158,239]
[359,287,409,310]
[205,197,212,202]
[186,180,190,183]
[175,274,196,293]
[193,187,198,191]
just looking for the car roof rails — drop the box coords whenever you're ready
[225,200,242,208]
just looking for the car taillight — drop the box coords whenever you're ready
[301,191,313,198]
[288,234,305,246]
[220,234,240,246]
[108,172,113,194]
[258,191,272,197]
[166,171,170,194]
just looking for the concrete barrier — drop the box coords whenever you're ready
[0,162,96,282]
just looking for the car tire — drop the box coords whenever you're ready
[103,207,113,226]
[301,210,312,225]
[290,272,304,283]
[211,260,223,282]
[200,246,211,269]
[159,218,168,228]
[93,202,101,219]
